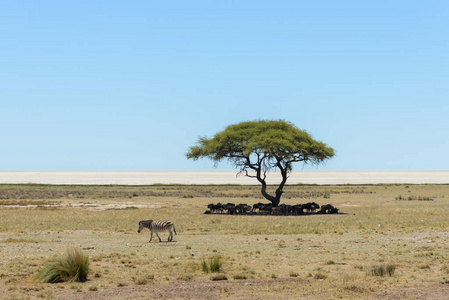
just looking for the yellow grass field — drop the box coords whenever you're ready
[1,184,449,299]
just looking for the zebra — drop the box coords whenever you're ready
[137,220,177,242]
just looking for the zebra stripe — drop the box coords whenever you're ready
[137,220,177,242]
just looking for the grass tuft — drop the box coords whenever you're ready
[233,274,247,280]
[210,274,227,281]
[289,271,299,277]
[201,260,209,273]
[133,274,154,285]
[202,255,223,273]
[36,248,90,283]
[209,255,222,272]
[314,272,327,279]
[370,264,396,277]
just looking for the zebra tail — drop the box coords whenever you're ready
[173,224,177,235]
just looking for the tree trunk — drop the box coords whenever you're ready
[257,173,286,208]
[271,188,283,207]
[250,157,289,207]
[271,161,288,207]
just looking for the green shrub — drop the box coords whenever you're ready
[37,248,90,283]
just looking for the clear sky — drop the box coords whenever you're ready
[1,1,448,171]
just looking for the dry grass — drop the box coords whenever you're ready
[36,248,90,283]
[1,184,449,299]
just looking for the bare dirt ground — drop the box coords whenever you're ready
[13,278,449,300]
[3,272,449,299]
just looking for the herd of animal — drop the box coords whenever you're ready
[138,203,340,243]
[205,202,339,215]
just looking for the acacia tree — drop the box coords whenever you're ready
[186,119,335,207]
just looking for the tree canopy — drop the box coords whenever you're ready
[186,119,335,206]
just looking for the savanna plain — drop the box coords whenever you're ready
[1,183,449,299]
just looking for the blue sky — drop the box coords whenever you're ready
[1,1,448,171]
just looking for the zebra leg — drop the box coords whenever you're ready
[149,231,153,242]
[168,230,173,241]
[155,232,162,242]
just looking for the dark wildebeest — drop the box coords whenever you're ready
[207,202,223,214]
[259,204,273,215]
[303,202,320,213]
[292,204,304,215]
[317,204,339,214]
[223,203,236,215]
[236,203,251,215]
[252,202,264,214]
[271,206,281,215]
